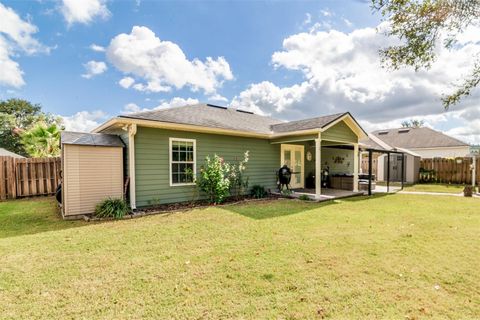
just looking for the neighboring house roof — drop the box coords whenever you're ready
[61,131,124,147]
[0,148,25,158]
[120,104,283,135]
[359,136,388,151]
[372,127,469,149]
[117,104,366,137]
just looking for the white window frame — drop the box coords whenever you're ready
[169,137,197,187]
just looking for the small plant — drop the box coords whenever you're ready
[95,198,129,219]
[463,185,473,197]
[298,194,311,201]
[281,189,292,197]
[251,185,267,199]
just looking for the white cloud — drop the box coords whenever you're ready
[343,18,353,27]
[106,26,233,94]
[0,2,48,88]
[121,97,200,114]
[89,43,105,52]
[61,110,108,132]
[60,0,110,26]
[81,60,107,79]
[208,93,228,103]
[231,22,480,143]
[118,76,135,89]
[320,9,332,17]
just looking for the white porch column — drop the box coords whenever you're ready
[472,155,476,187]
[315,133,321,199]
[128,124,137,210]
[353,143,359,192]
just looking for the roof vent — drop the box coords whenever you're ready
[398,129,410,134]
[378,131,389,135]
[206,103,227,110]
[236,109,254,114]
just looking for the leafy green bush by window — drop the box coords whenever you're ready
[251,185,267,199]
[95,198,129,219]
[196,154,231,204]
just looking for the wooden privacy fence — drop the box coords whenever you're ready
[0,156,61,200]
[420,157,480,185]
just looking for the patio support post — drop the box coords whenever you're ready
[401,153,405,190]
[128,123,137,210]
[368,150,372,196]
[472,155,476,187]
[386,152,390,193]
[315,133,321,199]
[353,143,359,192]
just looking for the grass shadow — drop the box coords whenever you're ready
[223,193,393,220]
[223,198,338,220]
[0,197,91,239]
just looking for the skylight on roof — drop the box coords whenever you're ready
[206,103,227,109]
[398,129,410,133]
[378,131,388,135]
[236,109,254,114]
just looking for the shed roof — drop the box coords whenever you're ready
[372,127,468,149]
[0,148,25,158]
[61,131,124,147]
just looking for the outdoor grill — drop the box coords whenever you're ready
[278,165,292,191]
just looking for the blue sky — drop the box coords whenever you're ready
[1,0,479,143]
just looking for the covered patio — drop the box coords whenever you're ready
[269,113,368,200]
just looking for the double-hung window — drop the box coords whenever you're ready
[169,138,196,186]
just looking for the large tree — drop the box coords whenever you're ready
[372,0,480,108]
[0,99,62,156]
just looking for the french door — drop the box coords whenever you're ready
[280,144,304,189]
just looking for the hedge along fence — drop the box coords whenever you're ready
[420,157,480,185]
[0,156,61,200]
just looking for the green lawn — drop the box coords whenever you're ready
[402,183,466,194]
[0,195,479,319]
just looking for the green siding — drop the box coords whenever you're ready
[134,127,280,207]
[322,121,358,143]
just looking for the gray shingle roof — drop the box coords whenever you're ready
[0,148,25,158]
[359,137,388,151]
[372,127,468,149]
[120,104,283,134]
[61,131,124,147]
[271,112,347,133]
[120,104,353,135]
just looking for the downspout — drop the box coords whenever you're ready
[128,124,137,210]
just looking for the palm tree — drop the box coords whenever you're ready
[21,123,61,157]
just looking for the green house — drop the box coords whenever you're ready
[93,103,367,209]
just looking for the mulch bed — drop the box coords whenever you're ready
[85,194,282,222]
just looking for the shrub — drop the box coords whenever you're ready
[298,194,311,201]
[95,198,129,219]
[196,154,231,204]
[251,185,267,199]
[229,151,250,198]
[281,189,292,197]
[464,185,473,197]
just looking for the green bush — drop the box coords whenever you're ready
[95,198,129,219]
[298,194,311,201]
[251,185,267,199]
[196,154,231,204]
